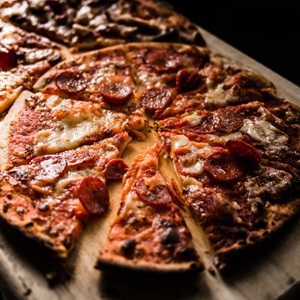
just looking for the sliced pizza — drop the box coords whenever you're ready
[0,19,64,114]
[0,91,145,169]
[73,0,206,50]
[33,45,143,116]
[0,0,300,280]
[159,100,300,178]
[0,132,131,258]
[160,129,300,268]
[96,142,204,274]
[198,53,277,110]
[126,43,209,118]
[125,43,277,119]
[0,0,205,52]
[0,0,79,47]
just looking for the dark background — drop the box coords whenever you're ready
[167,1,300,87]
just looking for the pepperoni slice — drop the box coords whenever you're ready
[104,158,128,181]
[133,178,172,206]
[145,48,176,72]
[213,109,244,133]
[78,177,109,216]
[56,71,87,94]
[139,88,173,112]
[225,139,262,163]
[66,155,95,168]
[204,150,243,181]
[99,83,133,104]
[176,69,206,94]
[0,46,18,71]
[33,155,67,184]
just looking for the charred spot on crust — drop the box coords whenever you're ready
[121,239,136,259]
[161,227,180,245]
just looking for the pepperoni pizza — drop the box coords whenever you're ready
[0,0,300,278]
[0,19,65,115]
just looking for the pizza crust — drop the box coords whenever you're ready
[0,90,32,170]
[96,256,203,275]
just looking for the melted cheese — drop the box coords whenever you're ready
[33,104,126,155]
[240,118,288,148]
[244,167,293,208]
[182,177,202,189]
[54,169,98,194]
[182,113,203,126]
[203,132,243,145]
[171,136,215,176]
[182,160,204,176]
[34,119,94,155]
[204,84,239,108]
[118,191,146,220]
[172,135,189,150]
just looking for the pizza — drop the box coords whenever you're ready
[0,0,300,280]
[159,100,300,267]
[0,131,131,257]
[96,142,203,274]
[0,0,205,51]
[0,19,65,115]
[0,91,145,168]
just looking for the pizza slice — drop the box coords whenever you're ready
[0,0,79,47]
[96,142,204,274]
[198,54,277,110]
[125,43,277,119]
[73,0,206,51]
[33,45,143,116]
[0,91,145,169]
[160,130,300,268]
[158,54,277,118]
[126,43,209,118]
[0,132,131,258]
[159,100,300,178]
[0,0,206,52]
[0,19,64,114]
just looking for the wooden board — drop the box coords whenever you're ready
[0,27,300,300]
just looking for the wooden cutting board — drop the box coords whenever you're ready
[0,27,300,300]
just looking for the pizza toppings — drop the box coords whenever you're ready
[99,82,133,105]
[204,149,243,181]
[97,143,203,272]
[139,87,173,112]
[32,155,67,184]
[213,109,244,133]
[245,167,294,201]
[0,44,17,70]
[0,132,131,257]
[77,177,109,216]
[0,0,205,51]
[145,47,179,72]
[176,69,206,95]
[56,71,88,94]
[133,178,172,206]
[225,139,262,163]
[104,158,128,180]
[0,19,64,114]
